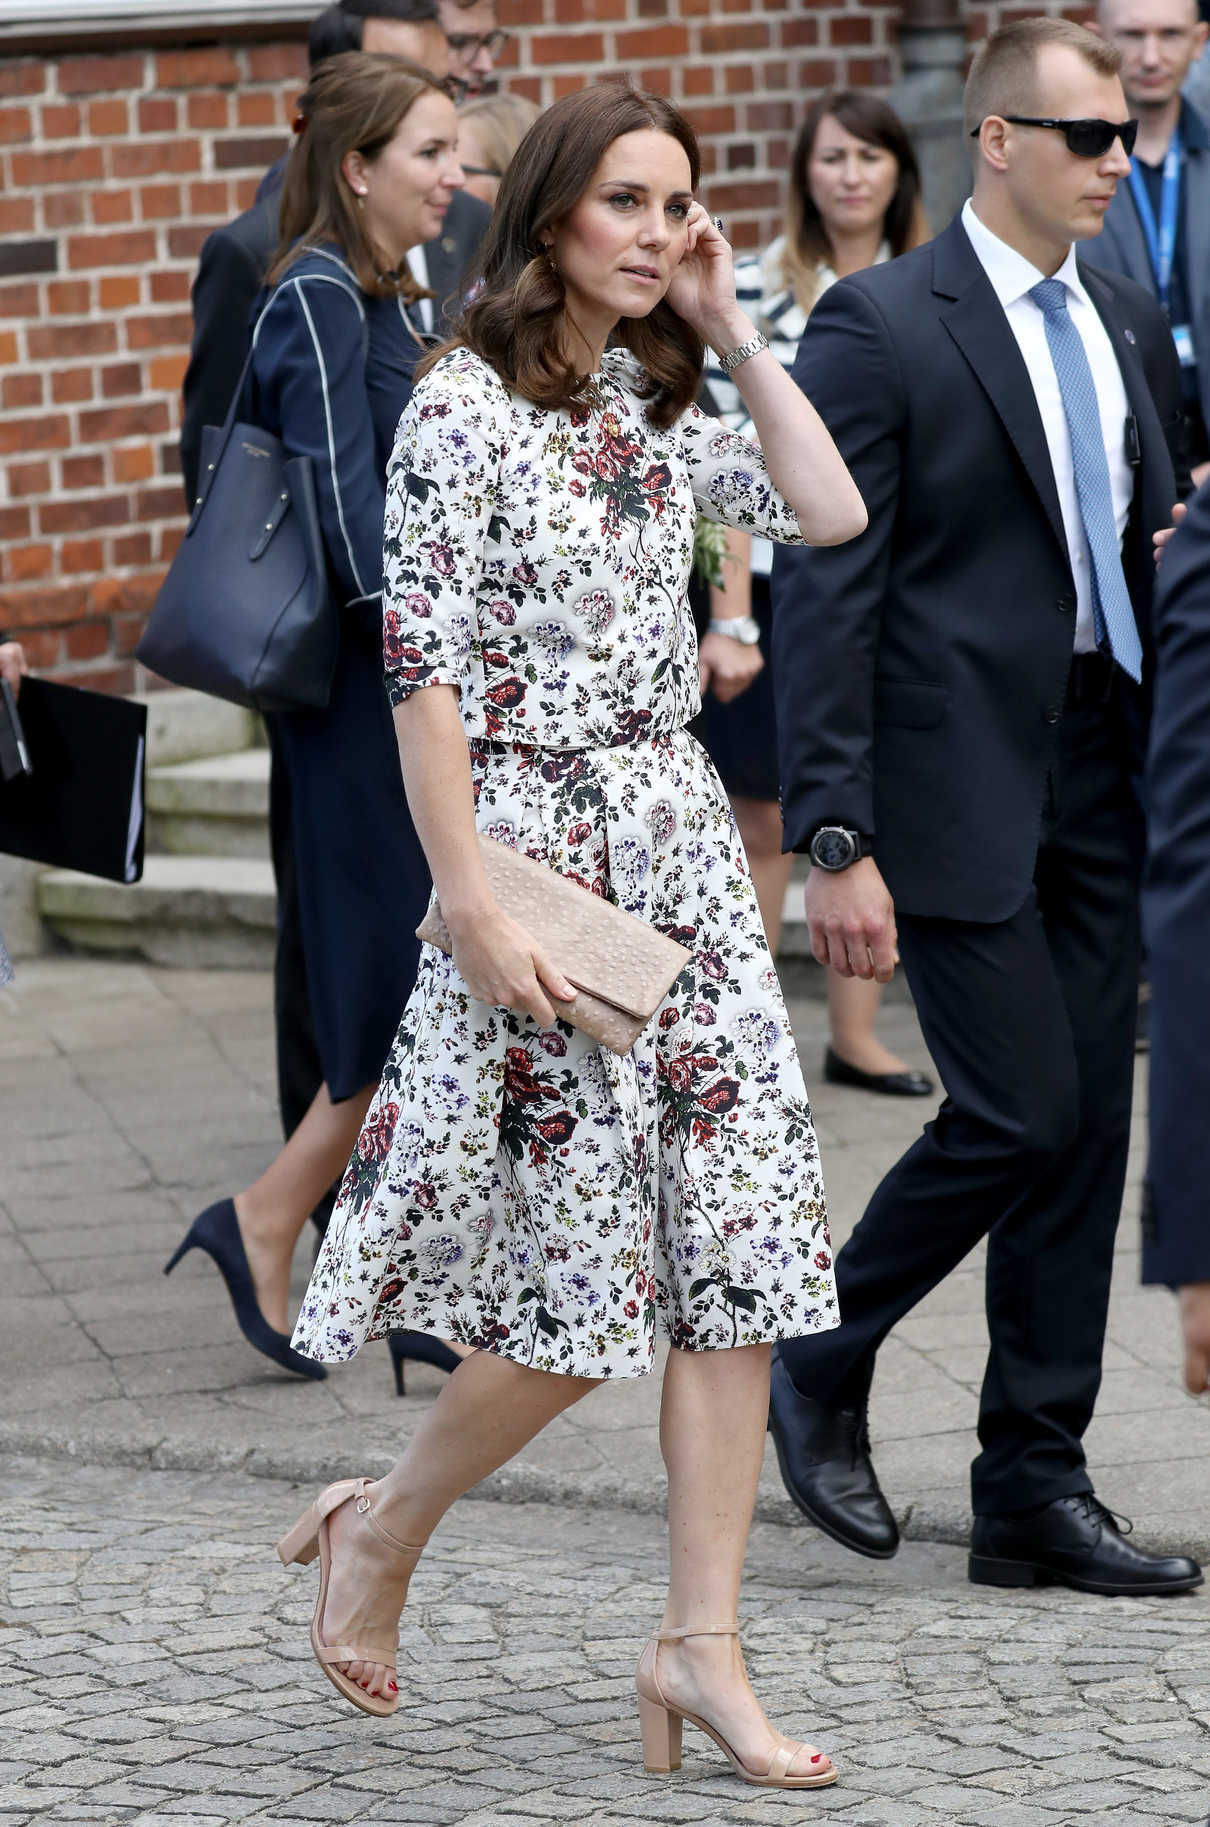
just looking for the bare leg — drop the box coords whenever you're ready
[654,1345,832,1778]
[320,1350,601,1697]
[235,1080,373,1332]
[826,973,914,1077]
[731,796,794,956]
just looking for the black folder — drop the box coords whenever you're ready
[0,678,146,884]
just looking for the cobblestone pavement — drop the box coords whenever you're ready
[2,1457,1208,1827]
[1,959,1207,1554]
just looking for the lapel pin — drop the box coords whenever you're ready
[442,236,456,254]
[1124,328,1136,344]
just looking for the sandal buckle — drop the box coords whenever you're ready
[356,1495,371,1514]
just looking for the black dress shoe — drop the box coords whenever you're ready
[969,1493,1203,1596]
[823,1047,934,1098]
[767,1354,899,1559]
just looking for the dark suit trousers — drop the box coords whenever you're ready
[779,687,1143,1514]
[266,724,335,1234]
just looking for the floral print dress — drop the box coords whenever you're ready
[292,345,838,1378]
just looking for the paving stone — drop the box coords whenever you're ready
[2,1459,1208,1827]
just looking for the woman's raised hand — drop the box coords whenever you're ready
[447,905,577,1029]
[663,203,741,346]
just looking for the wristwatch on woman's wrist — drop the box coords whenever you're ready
[716,331,769,373]
[706,616,761,645]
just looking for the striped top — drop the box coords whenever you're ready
[704,234,887,575]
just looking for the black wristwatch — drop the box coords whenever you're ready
[808,826,872,871]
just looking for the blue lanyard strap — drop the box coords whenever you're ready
[1127,128,1182,309]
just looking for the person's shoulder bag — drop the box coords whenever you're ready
[137,305,337,713]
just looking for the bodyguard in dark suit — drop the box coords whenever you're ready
[178,0,491,1161]
[1141,475,1210,1392]
[770,18,1202,1595]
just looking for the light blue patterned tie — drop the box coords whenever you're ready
[1029,278,1142,683]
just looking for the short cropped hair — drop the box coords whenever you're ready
[309,0,441,71]
[964,17,1122,139]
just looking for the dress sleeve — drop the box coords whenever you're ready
[252,271,385,629]
[678,399,808,546]
[382,352,504,708]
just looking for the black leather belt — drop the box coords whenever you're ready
[1066,650,1116,707]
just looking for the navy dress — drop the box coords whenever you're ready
[250,245,431,1102]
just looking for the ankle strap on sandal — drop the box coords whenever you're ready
[651,1622,740,1642]
[353,1478,425,1558]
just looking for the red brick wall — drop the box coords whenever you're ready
[0,3,1083,690]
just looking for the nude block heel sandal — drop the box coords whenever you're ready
[635,1623,839,1789]
[276,1476,424,1719]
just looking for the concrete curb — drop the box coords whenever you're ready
[11,1419,1206,1561]
[0,1417,983,1556]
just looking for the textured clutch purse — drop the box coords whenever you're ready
[415,834,692,1055]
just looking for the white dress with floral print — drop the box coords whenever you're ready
[292,345,838,1378]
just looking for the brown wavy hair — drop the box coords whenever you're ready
[782,90,927,312]
[268,51,447,298]
[419,83,703,428]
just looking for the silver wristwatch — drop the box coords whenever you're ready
[716,331,769,373]
[706,616,761,645]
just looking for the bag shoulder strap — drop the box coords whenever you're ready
[191,262,368,528]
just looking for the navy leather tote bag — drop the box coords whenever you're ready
[137,344,337,713]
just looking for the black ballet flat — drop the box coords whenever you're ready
[388,1330,462,1396]
[164,1197,327,1380]
[823,1047,934,1098]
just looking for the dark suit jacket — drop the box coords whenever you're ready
[1141,472,1210,1284]
[1078,100,1210,449]
[179,184,491,505]
[771,212,1184,924]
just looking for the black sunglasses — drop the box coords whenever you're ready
[970,115,1139,158]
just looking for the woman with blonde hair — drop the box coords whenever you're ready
[456,90,540,207]
[704,90,934,1097]
[279,81,866,1788]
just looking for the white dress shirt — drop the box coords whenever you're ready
[961,199,1133,654]
[405,243,435,334]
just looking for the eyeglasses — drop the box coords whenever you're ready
[445,28,511,59]
[970,115,1139,158]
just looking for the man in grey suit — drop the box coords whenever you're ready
[1082,0,1210,486]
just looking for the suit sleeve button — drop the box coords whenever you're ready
[1044,706,1062,725]
[1056,593,1076,613]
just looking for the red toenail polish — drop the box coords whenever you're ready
[388,1682,397,1692]
[810,1754,823,1764]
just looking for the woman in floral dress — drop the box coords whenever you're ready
[283,84,866,1788]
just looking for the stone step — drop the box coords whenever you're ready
[147,749,271,859]
[37,854,275,970]
[134,687,262,768]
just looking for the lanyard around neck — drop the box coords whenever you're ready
[1127,127,1182,309]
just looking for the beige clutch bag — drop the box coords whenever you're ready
[415,834,692,1055]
